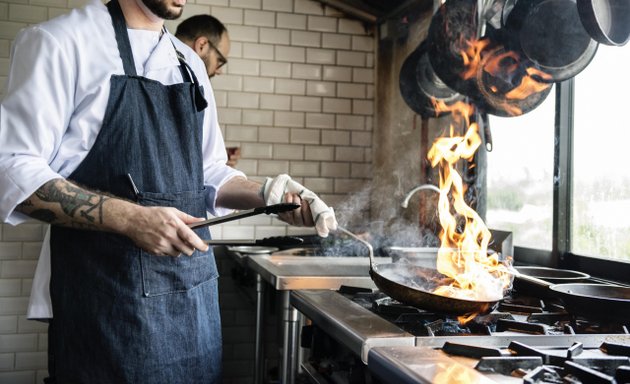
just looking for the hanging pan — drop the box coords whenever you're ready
[339,227,501,316]
[576,0,630,46]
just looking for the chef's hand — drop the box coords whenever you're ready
[262,174,338,237]
[125,206,209,257]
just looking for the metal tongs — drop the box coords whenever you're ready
[204,236,304,247]
[188,203,300,229]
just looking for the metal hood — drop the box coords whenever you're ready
[314,0,428,23]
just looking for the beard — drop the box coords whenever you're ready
[141,0,183,20]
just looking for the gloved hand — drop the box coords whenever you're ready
[262,174,338,237]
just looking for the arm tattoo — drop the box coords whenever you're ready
[17,179,110,229]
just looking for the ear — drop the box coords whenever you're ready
[192,36,207,55]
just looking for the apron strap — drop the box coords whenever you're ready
[106,0,137,76]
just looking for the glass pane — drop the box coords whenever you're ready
[485,88,555,249]
[573,45,630,261]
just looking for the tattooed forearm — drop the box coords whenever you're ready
[16,179,111,228]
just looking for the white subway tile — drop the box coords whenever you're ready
[242,109,274,126]
[366,52,374,68]
[0,21,26,41]
[0,243,21,260]
[0,260,37,279]
[258,160,290,175]
[260,28,290,45]
[303,177,334,193]
[243,76,275,93]
[210,75,243,92]
[232,159,257,175]
[275,46,305,63]
[274,111,305,127]
[17,317,47,333]
[338,18,366,35]
[262,0,292,12]
[254,226,288,239]
[238,215,273,225]
[225,125,258,142]
[289,161,319,176]
[229,41,243,59]
[244,9,275,26]
[335,147,364,162]
[0,3,8,21]
[322,97,351,113]
[291,95,321,112]
[225,58,261,76]
[0,315,17,336]
[322,65,351,82]
[243,43,274,61]
[273,144,304,160]
[217,108,242,125]
[337,51,366,67]
[305,113,334,129]
[322,33,350,50]
[351,35,374,52]
[213,91,228,108]
[199,0,228,5]
[0,352,14,370]
[294,0,323,15]
[307,15,336,32]
[0,279,21,297]
[291,63,321,80]
[306,81,335,97]
[351,162,372,178]
[275,79,306,95]
[20,280,31,296]
[290,30,320,47]
[228,92,259,109]
[240,143,273,159]
[287,226,316,236]
[0,334,37,353]
[227,25,259,43]
[260,61,291,78]
[230,0,261,10]
[3,224,43,242]
[321,162,349,178]
[20,243,41,261]
[352,99,373,115]
[208,7,244,25]
[337,83,366,98]
[258,127,290,143]
[0,371,34,384]
[276,13,306,30]
[336,114,365,130]
[290,128,320,144]
[260,94,291,111]
[305,48,335,65]
[335,178,367,193]
[219,226,255,239]
[8,4,47,23]
[352,68,374,83]
[0,40,8,57]
[351,131,372,147]
[321,130,349,146]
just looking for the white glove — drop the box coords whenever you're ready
[262,174,338,237]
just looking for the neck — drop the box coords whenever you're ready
[118,0,164,32]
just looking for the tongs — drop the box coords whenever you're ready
[188,203,300,229]
[205,236,304,247]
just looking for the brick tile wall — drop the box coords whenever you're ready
[0,0,375,382]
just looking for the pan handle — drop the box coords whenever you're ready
[337,226,375,270]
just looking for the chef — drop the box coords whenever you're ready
[0,0,337,382]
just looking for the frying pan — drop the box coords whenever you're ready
[577,0,630,46]
[338,227,501,316]
[513,266,591,298]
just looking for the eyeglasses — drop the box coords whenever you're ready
[205,38,227,70]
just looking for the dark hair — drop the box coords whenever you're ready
[175,14,227,46]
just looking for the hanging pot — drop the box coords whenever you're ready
[399,41,464,118]
[576,0,630,46]
[503,0,599,82]
[427,0,552,117]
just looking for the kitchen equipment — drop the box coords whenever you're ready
[339,226,502,316]
[502,0,599,82]
[188,202,300,229]
[513,265,591,297]
[577,0,630,46]
[205,236,303,247]
[399,40,464,118]
[549,283,630,320]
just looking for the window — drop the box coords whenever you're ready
[572,45,630,262]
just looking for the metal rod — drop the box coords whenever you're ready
[254,274,265,384]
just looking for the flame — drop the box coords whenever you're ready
[427,100,513,314]
[459,38,492,80]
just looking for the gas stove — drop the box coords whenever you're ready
[291,284,630,384]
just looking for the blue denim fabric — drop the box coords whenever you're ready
[48,1,221,382]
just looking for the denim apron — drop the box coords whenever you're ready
[48,1,221,382]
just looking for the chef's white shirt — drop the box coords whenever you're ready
[0,0,245,319]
